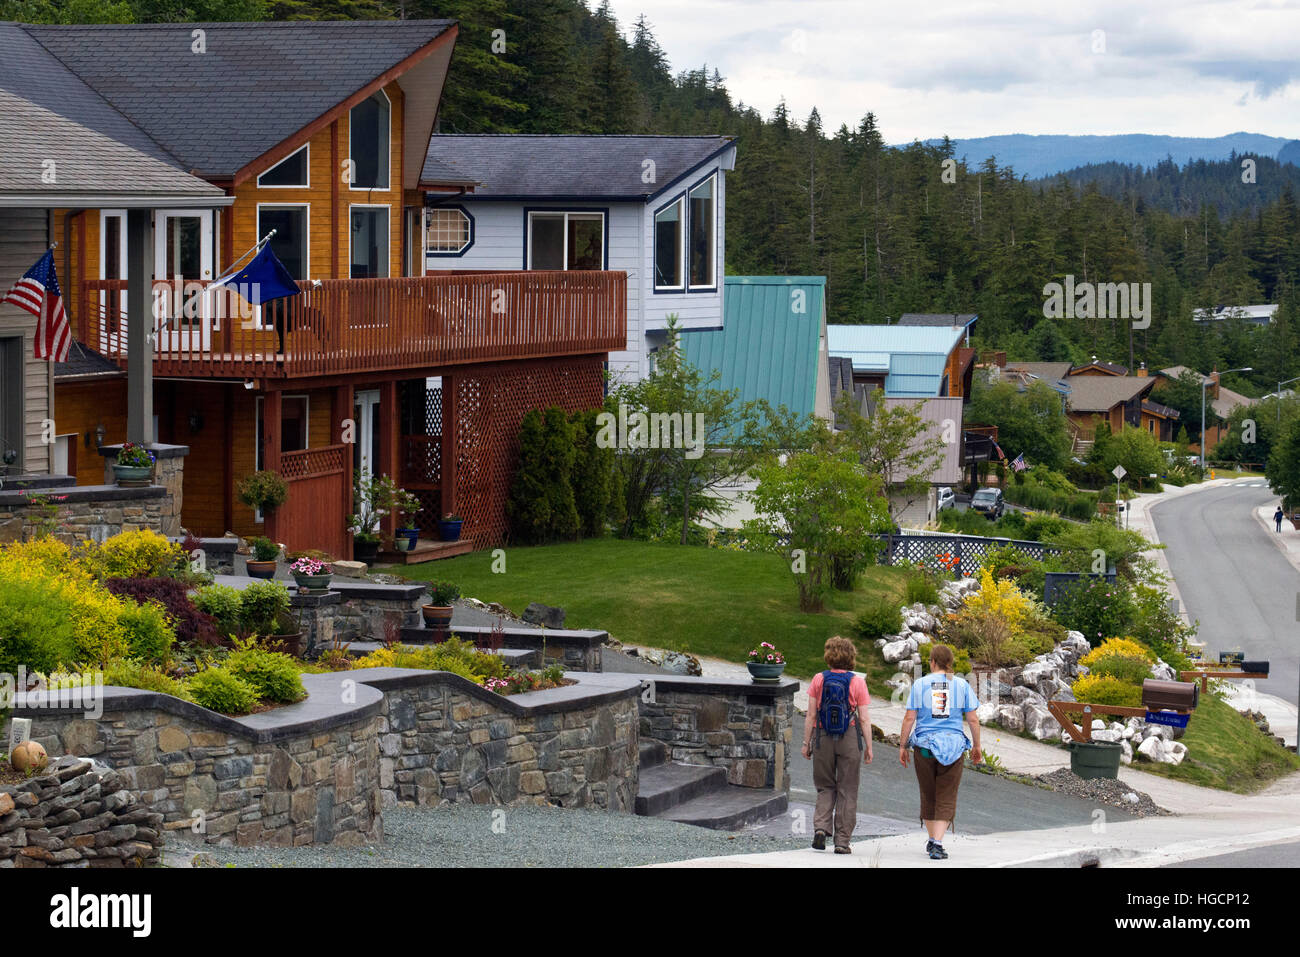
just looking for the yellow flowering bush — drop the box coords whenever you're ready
[83,529,183,579]
[1080,637,1153,667]
[1071,673,1142,708]
[962,567,1034,630]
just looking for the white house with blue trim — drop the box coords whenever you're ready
[420,134,736,381]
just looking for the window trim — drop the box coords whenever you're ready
[651,192,686,293]
[256,202,311,280]
[348,203,392,280]
[686,170,718,293]
[424,204,475,258]
[522,208,609,271]
[348,88,392,193]
[98,208,127,280]
[256,144,310,189]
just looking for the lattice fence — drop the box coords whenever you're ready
[880,534,1062,577]
[451,356,606,549]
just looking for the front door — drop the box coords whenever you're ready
[354,390,381,478]
[154,210,214,353]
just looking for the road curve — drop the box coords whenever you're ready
[1150,481,1299,705]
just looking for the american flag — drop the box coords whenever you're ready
[2,249,70,362]
[1011,453,1027,472]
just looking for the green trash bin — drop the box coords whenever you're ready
[1069,740,1122,780]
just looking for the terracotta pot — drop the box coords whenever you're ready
[422,603,453,640]
[246,559,277,580]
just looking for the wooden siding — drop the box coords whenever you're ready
[0,208,53,474]
[55,380,128,485]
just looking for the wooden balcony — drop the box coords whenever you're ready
[79,271,627,382]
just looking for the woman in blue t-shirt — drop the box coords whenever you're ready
[899,643,982,860]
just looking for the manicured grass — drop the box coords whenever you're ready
[397,539,909,683]
[1134,694,1299,793]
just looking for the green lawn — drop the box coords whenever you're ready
[1134,694,1299,793]
[396,539,909,683]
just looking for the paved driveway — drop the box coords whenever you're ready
[1150,481,1299,704]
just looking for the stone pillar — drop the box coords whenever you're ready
[99,442,189,536]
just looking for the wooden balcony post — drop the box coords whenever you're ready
[262,388,282,541]
[378,379,398,540]
[440,374,457,520]
[334,383,355,549]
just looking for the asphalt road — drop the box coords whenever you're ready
[1165,841,1300,867]
[1150,481,1299,704]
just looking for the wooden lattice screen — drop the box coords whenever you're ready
[451,356,606,549]
[881,534,1062,577]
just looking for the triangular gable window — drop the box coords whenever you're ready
[258,145,309,188]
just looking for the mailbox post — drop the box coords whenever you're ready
[1049,678,1199,744]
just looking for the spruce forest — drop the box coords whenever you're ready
[9,0,1299,395]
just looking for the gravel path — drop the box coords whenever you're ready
[1037,768,1169,817]
[168,804,807,868]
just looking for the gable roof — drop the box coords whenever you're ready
[897,313,977,328]
[0,22,224,206]
[1072,360,1129,376]
[682,277,826,418]
[423,135,735,200]
[23,20,456,182]
[826,324,964,398]
[1062,375,1153,413]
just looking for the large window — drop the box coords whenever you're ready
[257,145,309,188]
[688,174,716,288]
[425,207,472,255]
[654,198,683,289]
[350,206,389,278]
[257,205,309,279]
[350,91,391,191]
[527,211,604,270]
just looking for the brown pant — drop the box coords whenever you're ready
[813,728,862,848]
[913,751,964,824]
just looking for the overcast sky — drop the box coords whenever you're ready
[603,0,1300,142]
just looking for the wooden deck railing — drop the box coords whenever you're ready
[79,271,627,380]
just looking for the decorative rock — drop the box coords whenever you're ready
[1166,741,1188,766]
[1023,704,1062,742]
[1091,719,1106,731]
[332,560,367,578]
[996,705,1025,732]
[976,701,999,725]
[1091,730,1122,743]
[881,639,914,664]
[521,602,566,629]
[1120,740,1134,765]
[1136,736,1167,763]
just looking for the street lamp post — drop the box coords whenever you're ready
[1277,376,1300,428]
[1201,367,1253,472]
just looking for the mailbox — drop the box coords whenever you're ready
[1219,651,1245,666]
[1241,661,1270,677]
[1141,678,1198,712]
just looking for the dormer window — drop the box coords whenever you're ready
[350,90,391,191]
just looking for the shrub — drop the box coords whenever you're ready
[0,575,80,675]
[236,470,289,513]
[103,659,192,700]
[239,581,291,636]
[1071,674,1142,708]
[570,407,613,539]
[1080,637,1153,667]
[353,638,509,682]
[902,570,941,607]
[1087,653,1152,684]
[963,568,1033,631]
[116,601,175,666]
[1051,577,1136,646]
[104,577,221,647]
[194,585,243,638]
[247,536,280,562]
[854,599,903,641]
[188,666,260,715]
[87,530,183,579]
[225,645,306,703]
[507,407,579,544]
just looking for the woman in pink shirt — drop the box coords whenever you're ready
[801,636,872,853]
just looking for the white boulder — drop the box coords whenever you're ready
[1091,730,1122,743]
[996,705,1025,732]
[1120,740,1134,765]
[1023,704,1062,741]
[881,638,916,663]
[1136,736,1167,763]
[976,701,999,725]
[1166,741,1188,766]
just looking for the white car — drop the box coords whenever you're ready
[937,487,956,511]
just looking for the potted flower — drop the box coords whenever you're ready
[393,489,423,551]
[351,471,384,563]
[352,526,381,564]
[437,512,464,542]
[290,553,333,592]
[746,641,786,682]
[113,442,155,486]
[236,469,289,516]
[245,536,280,579]
[422,580,460,636]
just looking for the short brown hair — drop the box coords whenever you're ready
[824,636,856,670]
[929,643,955,671]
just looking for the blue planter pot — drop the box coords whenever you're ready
[396,528,419,550]
[292,572,333,592]
[747,661,786,682]
[112,463,152,486]
[437,519,463,542]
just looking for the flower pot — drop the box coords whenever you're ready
[747,661,786,682]
[293,572,332,592]
[112,463,152,487]
[269,631,305,658]
[246,559,277,580]
[422,603,453,638]
[396,527,419,550]
[354,539,380,564]
[437,518,463,542]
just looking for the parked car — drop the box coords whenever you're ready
[970,487,1004,519]
[937,487,956,512]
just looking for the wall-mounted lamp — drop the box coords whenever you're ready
[243,380,255,391]
[188,411,205,434]
[86,423,106,449]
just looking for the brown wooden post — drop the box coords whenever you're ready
[378,379,399,541]
[440,373,457,521]
[334,383,355,554]
[331,121,340,280]
[262,388,282,541]
[222,386,234,533]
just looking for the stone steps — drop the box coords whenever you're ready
[657,786,789,830]
[634,762,726,816]
[634,745,788,830]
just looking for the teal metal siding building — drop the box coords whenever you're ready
[825,324,965,398]
[681,276,831,420]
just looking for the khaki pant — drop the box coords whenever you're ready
[913,750,964,824]
[813,728,862,848]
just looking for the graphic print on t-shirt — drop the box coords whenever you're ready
[930,680,951,718]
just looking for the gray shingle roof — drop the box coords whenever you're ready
[0,22,222,202]
[54,341,125,380]
[23,20,454,179]
[897,313,977,327]
[423,134,735,198]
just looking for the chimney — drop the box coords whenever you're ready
[1136,362,1147,378]
[1210,368,1220,399]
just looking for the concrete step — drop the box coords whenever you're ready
[657,786,790,831]
[634,762,726,816]
[638,740,668,770]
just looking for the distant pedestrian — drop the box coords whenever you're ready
[802,636,872,854]
[1276,506,1285,533]
[900,644,981,860]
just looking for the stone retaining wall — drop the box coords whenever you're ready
[0,484,168,544]
[639,678,797,790]
[0,758,164,868]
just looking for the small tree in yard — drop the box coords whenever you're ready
[828,388,947,518]
[1267,415,1300,514]
[507,408,579,544]
[745,450,892,611]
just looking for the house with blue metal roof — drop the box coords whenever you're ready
[825,324,968,398]
[681,276,830,421]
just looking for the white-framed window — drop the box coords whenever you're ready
[99,208,127,281]
[688,173,716,289]
[527,211,604,270]
[257,144,310,189]
[257,204,310,280]
[350,205,390,279]
[425,206,472,255]
[349,90,391,191]
[653,197,683,290]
